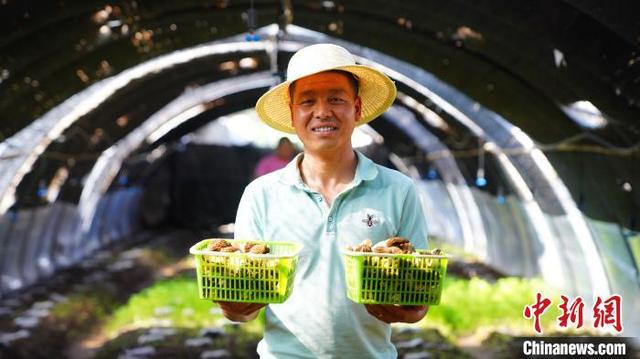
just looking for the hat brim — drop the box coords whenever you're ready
[255,65,397,134]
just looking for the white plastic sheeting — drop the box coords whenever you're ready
[0,188,141,296]
[79,73,275,237]
[0,40,269,215]
[417,178,639,336]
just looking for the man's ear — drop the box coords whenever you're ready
[354,96,363,122]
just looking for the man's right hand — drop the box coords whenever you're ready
[216,301,266,322]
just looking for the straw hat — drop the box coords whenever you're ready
[255,43,397,134]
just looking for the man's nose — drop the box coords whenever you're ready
[313,99,333,119]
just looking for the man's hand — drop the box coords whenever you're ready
[216,301,266,322]
[365,304,428,324]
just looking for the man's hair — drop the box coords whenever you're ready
[288,70,359,101]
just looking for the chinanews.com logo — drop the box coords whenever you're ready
[521,338,630,357]
[519,292,638,358]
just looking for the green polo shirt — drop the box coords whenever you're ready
[234,150,428,358]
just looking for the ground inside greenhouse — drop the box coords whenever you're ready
[0,229,543,359]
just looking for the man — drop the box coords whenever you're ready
[218,43,428,358]
[254,137,296,177]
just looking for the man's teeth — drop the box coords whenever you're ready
[313,126,336,132]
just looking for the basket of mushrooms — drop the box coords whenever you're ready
[189,239,302,303]
[342,237,448,305]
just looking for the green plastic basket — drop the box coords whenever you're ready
[342,249,448,305]
[189,239,302,303]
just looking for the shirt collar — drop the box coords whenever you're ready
[279,150,378,188]
[279,153,305,187]
[353,150,378,184]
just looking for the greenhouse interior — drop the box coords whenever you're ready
[0,0,639,358]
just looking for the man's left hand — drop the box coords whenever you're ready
[364,304,428,323]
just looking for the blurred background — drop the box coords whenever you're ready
[0,0,639,358]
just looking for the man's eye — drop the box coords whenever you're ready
[330,97,346,103]
[299,99,313,105]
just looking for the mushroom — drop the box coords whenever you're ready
[385,236,410,247]
[243,242,256,252]
[219,245,240,253]
[208,239,232,252]
[350,237,418,254]
[249,244,270,254]
[354,239,373,252]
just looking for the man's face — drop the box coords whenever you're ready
[289,71,362,155]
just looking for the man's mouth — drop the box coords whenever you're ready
[312,126,337,133]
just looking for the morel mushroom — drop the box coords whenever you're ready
[241,242,270,254]
[248,244,270,254]
[208,239,232,252]
[243,242,256,253]
[385,236,409,247]
[354,239,373,252]
[219,245,240,253]
[372,245,389,254]
[370,236,415,254]
[349,237,420,254]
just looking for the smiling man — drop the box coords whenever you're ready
[218,43,429,358]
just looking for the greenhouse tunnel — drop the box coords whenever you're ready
[0,0,639,339]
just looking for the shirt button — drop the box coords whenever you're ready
[328,216,333,222]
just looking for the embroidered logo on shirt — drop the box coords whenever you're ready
[362,213,380,228]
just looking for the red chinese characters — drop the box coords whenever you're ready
[523,292,552,334]
[524,293,623,333]
[557,295,584,329]
[593,294,623,333]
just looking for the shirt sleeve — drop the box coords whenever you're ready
[396,181,429,249]
[234,183,263,240]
